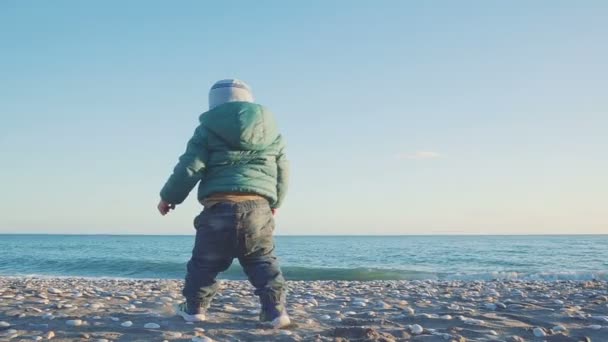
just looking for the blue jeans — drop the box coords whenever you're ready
[182,199,286,308]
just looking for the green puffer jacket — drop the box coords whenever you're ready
[160,102,289,208]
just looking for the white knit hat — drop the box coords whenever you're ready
[208,79,254,110]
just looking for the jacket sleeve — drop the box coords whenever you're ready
[160,125,208,205]
[272,138,290,209]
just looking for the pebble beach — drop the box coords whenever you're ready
[1,277,607,342]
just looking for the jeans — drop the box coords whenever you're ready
[182,199,286,308]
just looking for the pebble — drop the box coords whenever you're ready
[447,303,460,311]
[552,324,567,332]
[591,315,608,322]
[194,327,205,333]
[121,321,133,327]
[144,323,161,329]
[165,332,183,338]
[484,303,497,311]
[320,314,331,320]
[223,305,239,313]
[587,324,602,330]
[460,316,486,325]
[48,288,62,294]
[440,315,453,320]
[89,303,103,310]
[93,339,109,342]
[410,324,424,334]
[192,337,213,342]
[533,327,547,337]
[45,331,55,339]
[403,307,415,316]
[110,317,120,321]
[0,321,10,328]
[66,319,82,326]
[279,330,292,335]
[2,328,17,334]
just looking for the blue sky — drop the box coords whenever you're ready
[1,1,606,235]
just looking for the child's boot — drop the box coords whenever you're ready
[259,292,290,328]
[176,301,206,322]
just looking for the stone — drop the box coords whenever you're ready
[192,337,213,342]
[532,327,547,337]
[552,324,567,333]
[89,303,103,310]
[403,307,415,316]
[45,331,55,339]
[0,321,10,328]
[144,322,161,329]
[410,324,423,334]
[66,319,82,326]
[165,332,183,338]
[223,305,239,313]
[121,321,133,327]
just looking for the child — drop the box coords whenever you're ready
[157,79,290,328]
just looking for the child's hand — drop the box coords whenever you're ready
[157,200,175,216]
[271,208,277,216]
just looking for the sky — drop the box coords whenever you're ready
[1,1,607,235]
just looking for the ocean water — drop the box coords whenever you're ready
[0,234,606,281]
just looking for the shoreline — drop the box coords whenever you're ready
[1,277,607,341]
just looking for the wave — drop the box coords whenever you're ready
[1,259,607,281]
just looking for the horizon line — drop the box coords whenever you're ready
[0,233,606,237]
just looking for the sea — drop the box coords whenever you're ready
[0,234,606,281]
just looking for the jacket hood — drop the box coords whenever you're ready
[199,102,279,151]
